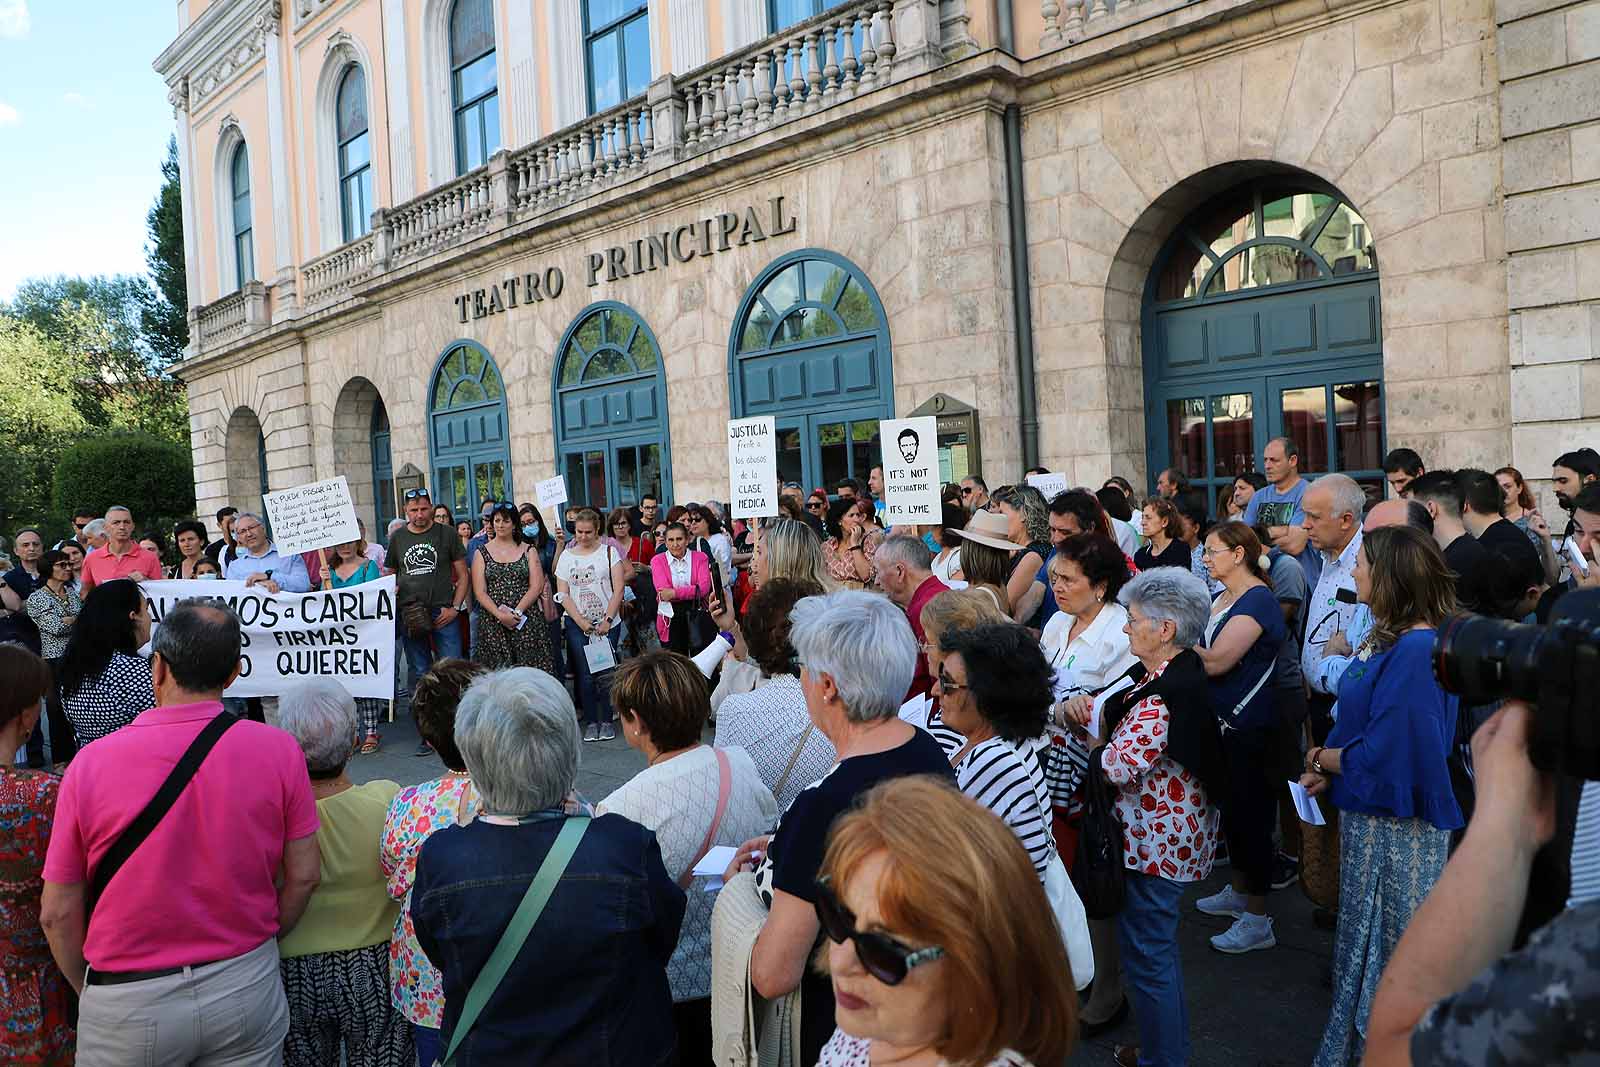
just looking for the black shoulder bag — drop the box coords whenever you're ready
[1071,745,1126,919]
[85,711,241,918]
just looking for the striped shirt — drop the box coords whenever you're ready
[954,737,1055,882]
[1570,781,1600,909]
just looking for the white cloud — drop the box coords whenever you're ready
[0,0,28,40]
[62,91,89,107]
[0,101,19,127]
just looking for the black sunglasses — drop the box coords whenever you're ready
[814,876,944,986]
[404,488,430,500]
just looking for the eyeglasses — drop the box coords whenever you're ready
[73,522,88,530]
[960,487,975,496]
[814,876,944,986]
[233,523,263,535]
[935,670,968,693]
[403,488,430,501]
[806,501,826,510]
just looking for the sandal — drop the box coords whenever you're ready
[360,734,381,754]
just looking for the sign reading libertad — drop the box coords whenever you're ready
[451,196,799,323]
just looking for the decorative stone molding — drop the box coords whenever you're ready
[324,29,355,59]
[167,77,190,115]
[186,1,280,106]
[293,0,337,27]
[218,112,242,137]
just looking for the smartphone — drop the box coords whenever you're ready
[1565,536,1590,576]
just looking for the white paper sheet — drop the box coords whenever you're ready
[693,845,740,892]
[1287,780,1328,826]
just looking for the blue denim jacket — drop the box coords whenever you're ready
[412,811,686,1066]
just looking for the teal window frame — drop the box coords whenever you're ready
[230,143,255,289]
[336,65,374,242]
[583,0,651,115]
[450,0,500,175]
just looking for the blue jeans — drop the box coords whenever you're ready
[413,1022,441,1067]
[1116,870,1189,1067]
[401,608,466,707]
[563,618,620,727]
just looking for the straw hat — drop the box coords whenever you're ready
[958,510,1030,551]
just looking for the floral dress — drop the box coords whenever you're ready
[474,549,556,673]
[379,774,478,1029]
[0,768,73,1065]
[821,530,882,588]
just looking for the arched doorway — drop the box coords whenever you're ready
[225,406,268,516]
[729,251,892,492]
[1143,181,1385,511]
[427,340,512,520]
[333,377,394,542]
[553,302,671,511]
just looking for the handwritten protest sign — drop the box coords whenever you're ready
[263,476,361,556]
[143,577,396,699]
[536,475,569,510]
[727,416,778,519]
[879,417,941,524]
[1026,471,1068,500]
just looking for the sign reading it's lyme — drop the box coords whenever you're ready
[143,578,396,699]
[728,416,778,519]
[879,417,941,524]
[263,476,360,556]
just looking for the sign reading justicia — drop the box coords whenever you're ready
[450,195,799,323]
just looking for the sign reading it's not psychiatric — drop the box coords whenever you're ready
[144,577,396,699]
[879,417,942,525]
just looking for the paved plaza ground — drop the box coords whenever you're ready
[352,708,1334,1066]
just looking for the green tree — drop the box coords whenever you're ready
[142,136,189,366]
[52,432,196,535]
[0,315,90,534]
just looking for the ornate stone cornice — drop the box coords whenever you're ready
[155,0,280,109]
[167,76,190,115]
[294,0,340,28]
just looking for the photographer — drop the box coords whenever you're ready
[1365,701,1597,1065]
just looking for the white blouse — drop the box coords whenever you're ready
[1039,602,1137,701]
[818,1030,1036,1067]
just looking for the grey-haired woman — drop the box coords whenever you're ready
[277,678,412,1067]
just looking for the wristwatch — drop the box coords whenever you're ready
[455,600,469,613]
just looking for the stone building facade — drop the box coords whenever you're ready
[153,0,1577,534]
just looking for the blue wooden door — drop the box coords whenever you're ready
[427,341,513,520]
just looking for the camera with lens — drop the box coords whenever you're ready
[1433,588,1600,781]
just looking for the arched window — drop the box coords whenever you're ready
[1144,182,1384,510]
[336,66,374,242]
[450,0,500,174]
[584,0,650,114]
[428,341,512,518]
[553,303,671,510]
[230,143,255,289]
[729,251,891,491]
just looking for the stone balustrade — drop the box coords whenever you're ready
[508,97,656,214]
[677,0,898,157]
[1040,0,1185,48]
[193,281,267,351]
[301,231,379,309]
[386,167,498,267]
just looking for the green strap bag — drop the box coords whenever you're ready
[436,816,590,1067]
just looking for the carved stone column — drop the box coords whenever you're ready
[890,0,945,79]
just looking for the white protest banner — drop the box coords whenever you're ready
[536,474,569,510]
[1026,471,1069,500]
[878,416,942,525]
[143,577,396,699]
[727,416,778,519]
[262,476,361,556]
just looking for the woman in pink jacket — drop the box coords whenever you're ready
[652,522,714,653]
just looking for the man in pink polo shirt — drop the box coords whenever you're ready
[40,600,321,1066]
[77,505,162,596]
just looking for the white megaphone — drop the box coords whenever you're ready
[692,632,734,678]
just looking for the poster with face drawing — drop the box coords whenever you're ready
[878,417,941,525]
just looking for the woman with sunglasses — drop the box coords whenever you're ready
[471,503,556,676]
[23,550,80,765]
[930,622,1057,882]
[813,775,1077,1067]
[724,591,952,1064]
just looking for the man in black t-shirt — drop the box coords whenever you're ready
[1411,471,1491,613]
[1459,469,1544,610]
[388,489,468,729]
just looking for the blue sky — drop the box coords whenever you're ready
[0,0,180,299]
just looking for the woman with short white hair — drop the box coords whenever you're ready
[276,678,412,1067]
[1063,567,1225,1067]
[727,590,954,1064]
[410,668,684,1066]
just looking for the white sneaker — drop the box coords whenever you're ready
[1195,885,1247,918]
[600,721,616,741]
[1210,914,1276,954]
[583,723,600,743]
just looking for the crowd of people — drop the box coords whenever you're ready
[0,440,1596,1066]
